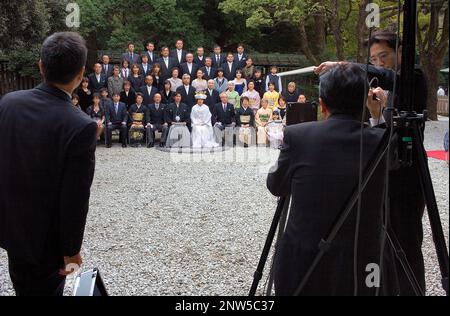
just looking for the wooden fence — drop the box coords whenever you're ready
[0,61,39,97]
[437,96,449,116]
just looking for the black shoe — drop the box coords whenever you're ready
[122,144,127,148]
[159,142,165,147]
[106,144,112,148]
[147,142,154,148]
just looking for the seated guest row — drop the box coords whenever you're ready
[71,89,291,149]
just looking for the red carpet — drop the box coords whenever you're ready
[427,151,449,161]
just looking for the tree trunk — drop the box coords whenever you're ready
[299,21,319,65]
[422,62,439,120]
[330,0,345,60]
[356,0,370,63]
[417,1,449,121]
[85,32,99,73]
[311,0,327,58]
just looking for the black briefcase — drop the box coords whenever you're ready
[72,268,108,296]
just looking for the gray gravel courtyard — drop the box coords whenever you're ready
[1,119,448,296]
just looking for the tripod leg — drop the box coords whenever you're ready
[411,125,449,296]
[385,227,425,296]
[249,196,287,296]
[266,196,290,296]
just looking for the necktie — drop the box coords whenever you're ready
[115,103,118,115]
[207,67,210,76]
[165,58,168,68]
[223,104,226,112]
[130,53,133,61]
[155,104,159,111]
[216,55,219,64]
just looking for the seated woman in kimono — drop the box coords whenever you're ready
[235,96,255,147]
[255,98,273,146]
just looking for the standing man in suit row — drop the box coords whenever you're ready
[101,55,114,78]
[122,42,140,66]
[88,63,107,93]
[170,39,187,66]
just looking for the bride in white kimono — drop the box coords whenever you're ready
[191,94,219,148]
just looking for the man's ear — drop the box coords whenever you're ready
[319,97,328,114]
[78,66,85,81]
[38,60,45,78]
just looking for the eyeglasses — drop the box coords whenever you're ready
[370,51,390,65]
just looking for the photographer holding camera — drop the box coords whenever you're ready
[267,63,398,296]
[316,30,428,296]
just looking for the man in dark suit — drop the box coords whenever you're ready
[139,54,152,77]
[165,92,190,125]
[267,63,397,296]
[157,46,178,82]
[222,53,239,81]
[211,45,225,69]
[194,46,206,67]
[200,57,217,81]
[140,75,158,106]
[146,93,169,147]
[176,74,196,109]
[205,79,220,120]
[0,32,97,296]
[213,92,236,146]
[315,30,428,296]
[143,41,156,65]
[88,63,107,93]
[122,42,140,66]
[180,53,199,79]
[234,43,249,69]
[101,55,113,79]
[105,92,128,148]
[170,39,187,66]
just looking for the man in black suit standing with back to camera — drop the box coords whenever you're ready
[0,32,98,296]
[267,63,398,296]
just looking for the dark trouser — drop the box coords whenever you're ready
[389,165,425,296]
[214,123,235,147]
[8,255,66,296]
[147,124,169,144]
[106,123,127,146]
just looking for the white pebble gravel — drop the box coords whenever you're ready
[1,118,448,296]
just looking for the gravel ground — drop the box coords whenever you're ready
[0,118,448,296]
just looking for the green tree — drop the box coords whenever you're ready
[0,0,68,78]
[219,0,328,64]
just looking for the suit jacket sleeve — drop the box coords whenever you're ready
[59,122,97,256]
[164,106,172,124]
[121,105,128,124]
[357,64,396,91]
[267,128,292,197]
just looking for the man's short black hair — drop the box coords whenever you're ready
[319,63,368,119]
[40,32,87,85]
[366,29,401,51]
